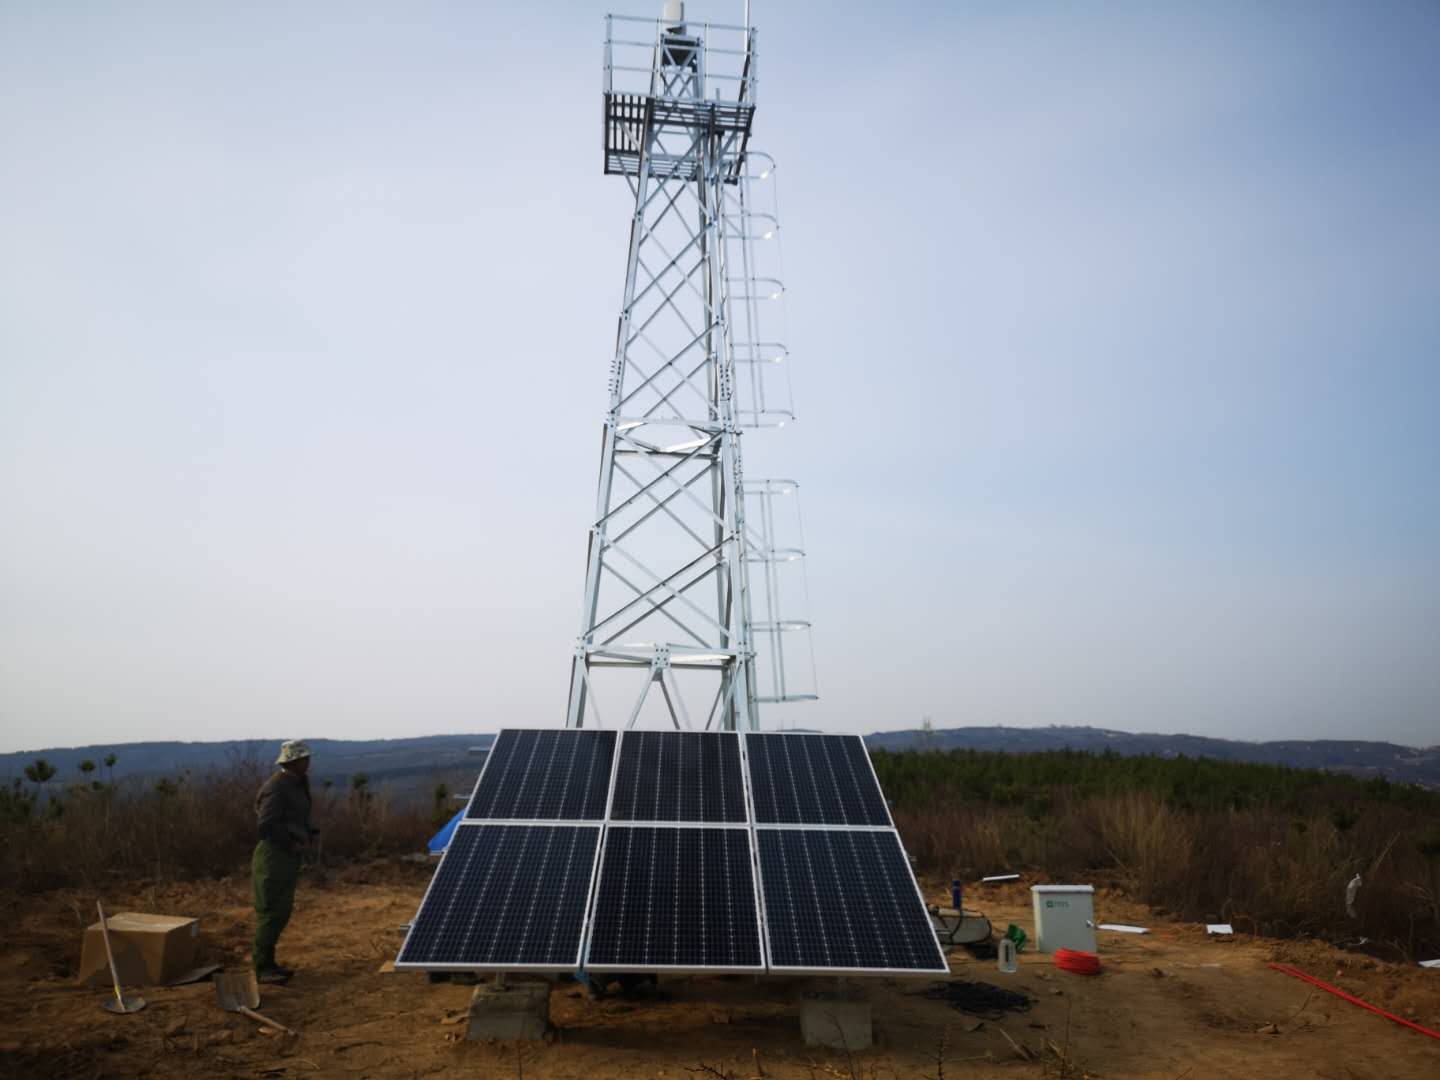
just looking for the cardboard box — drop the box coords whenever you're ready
[79,912,199,987]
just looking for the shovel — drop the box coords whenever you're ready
[213,970,297,1036]
[96,901,146,1014]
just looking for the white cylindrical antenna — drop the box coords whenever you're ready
[663,1,685,25]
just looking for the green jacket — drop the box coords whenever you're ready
[255,768,315,849]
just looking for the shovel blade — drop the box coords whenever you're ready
[214,970,261,1011]
[102,995,146,1014]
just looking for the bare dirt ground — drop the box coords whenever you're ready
[2,861,1437,1079]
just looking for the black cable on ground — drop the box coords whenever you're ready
[921,979,1032,1020]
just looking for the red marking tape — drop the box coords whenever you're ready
[1268,962,1440,1041]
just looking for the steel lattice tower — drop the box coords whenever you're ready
[566,5,813,731]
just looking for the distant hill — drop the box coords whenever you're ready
[5,725,1436,800]
[863,725,1440,789]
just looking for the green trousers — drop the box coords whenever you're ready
[251,838,302,971]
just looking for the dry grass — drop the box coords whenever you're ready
[895,789,1440,958]
[5,747,1437,962]
[0,757,431,895]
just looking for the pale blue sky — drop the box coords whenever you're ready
[2,1,1437,753]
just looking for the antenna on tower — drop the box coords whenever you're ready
[569,6,815,731]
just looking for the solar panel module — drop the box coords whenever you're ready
[609,730,748,823]
[756,828,949,974]
[586,825,764,971]
[396,823,601,970]
[744,733,892,826]
[465,728,617,821]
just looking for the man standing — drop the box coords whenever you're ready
[252,740,318,983]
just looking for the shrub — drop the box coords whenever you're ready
[23,759,56,786]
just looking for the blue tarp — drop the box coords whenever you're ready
[428,808,465,854]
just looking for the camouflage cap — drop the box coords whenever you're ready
[276,740,311,764]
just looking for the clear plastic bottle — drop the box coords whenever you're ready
[997,937,1018,974]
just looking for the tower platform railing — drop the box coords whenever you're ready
[603,13,757,180]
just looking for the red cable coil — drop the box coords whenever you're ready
[1054,948,1101,975]
[1268,963,1440,1041]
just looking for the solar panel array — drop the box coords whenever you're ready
[396,728,946,976]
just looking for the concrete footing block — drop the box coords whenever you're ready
[466,982,551,1041]
[800,995,873,1051]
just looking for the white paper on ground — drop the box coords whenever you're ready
[1419,959,1440,969]
[981,873,1020,883]
[1098,924,1149,934]
[1206,924,1234,935]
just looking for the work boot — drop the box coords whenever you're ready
[255,966,290,984]
[271,963,296,978]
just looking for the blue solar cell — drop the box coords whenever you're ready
[465,729,616,821]
[745,733,890,826]
[398,823,600,968]
[587,826,763,969]
[610,731,747,823]
[756,828,947,972]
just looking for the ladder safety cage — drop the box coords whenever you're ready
[744,478,817,705]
